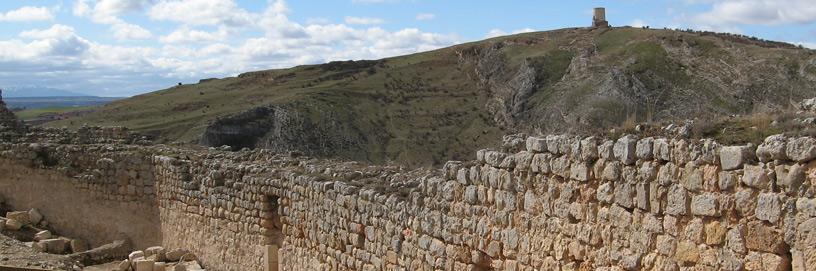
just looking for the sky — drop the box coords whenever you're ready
[0,0,814,97]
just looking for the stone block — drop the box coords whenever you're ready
[70,239,88,253]
[525,137,547,153]
[704,221,726,245]
[133,259,155,271]
[636,137,654,160]
[653,138,671,162]
[6,211,30,225]
[38,238,68,254]
[787,137,816,162]
[675,241,699,266]
[34,230,52,241]
[569,161,590,181]
[745,221,786,254]
[743,164,771,189]
[665,185,689,216]
[28,208,43,225]
[755,193,783,223]
[580,136,599,161]
[690,193,719,217]
[4,219,23,231]
[614,134,639,165]
[720,144,756,171]
[596,182,614,203]
[757,134,787,162]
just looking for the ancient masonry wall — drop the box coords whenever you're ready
[2,133,816,270]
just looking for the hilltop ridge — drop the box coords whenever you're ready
[47,27,816,166]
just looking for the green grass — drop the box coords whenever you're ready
[14,106,96,121]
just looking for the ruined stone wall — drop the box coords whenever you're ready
[2,133,816,271]
[0,143,161,249]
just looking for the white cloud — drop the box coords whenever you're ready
[112,22,153,40]
[416,13,435,21]
[160,27,230,43]
[485,28,536,38]
[344,16,384,25]
[73,0,154,40]
[692,0,816,26]
[149,0,255,27]
[1,0,462,96]
[0,6,54,22]
[630,19,647,28]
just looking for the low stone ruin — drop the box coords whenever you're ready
[119,247,202,271]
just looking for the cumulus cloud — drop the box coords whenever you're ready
[2,0,462,96]
[692,0,816,26]
[149,0,255,27]
[485,28,536,38]
[73,0,154,40]
[416,13,435,21]
[0,6,54,22]
[345,16,384,25]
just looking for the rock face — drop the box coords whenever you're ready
[0,90,26,140]
[4,128,816,270]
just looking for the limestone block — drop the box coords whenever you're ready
[145,246,166,262]
[614,135,639,165]
[743,164,771,189]
[787,137,816,162]
[653,138,671,162]
[525,136,547,153]
[665,185,689,216]
[602,161,621,181]
[597,182,614,203]
[599,140,615,160]
[4,219,23,231]
[38,238,68,254]
[154,262,166,270]
[690,193,719,217]
[569,161,591,181]
[34,230,52,241]
[681,164,704,192]
[745,221,786,254]
[796,198,816,217]
[580,136,599,162]
[734,188,757,217]
[757,134,788,162]
[133,259,155,271]
[483,151,507,167]
[6,211,30,225]
[726,226,746,254]
[755,193,783,223]
[781,164,806,192]
[656,235,676,256]
[720,144,756,171]
[675,241,699,266]
[614,182,634,208]
[129,250,146,262]
[704,221,726,245]
[70,239,88,253]
[118,260,130,271]
[718,171,737,191]
[636,137,654,160]
[28,208,43,225]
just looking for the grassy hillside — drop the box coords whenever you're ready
[49,27,816,166]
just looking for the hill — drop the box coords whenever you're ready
[0,86,89,98]
[47,27,816,166]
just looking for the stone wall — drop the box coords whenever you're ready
[2,132,816,270]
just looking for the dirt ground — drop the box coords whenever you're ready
[0,233,79,270]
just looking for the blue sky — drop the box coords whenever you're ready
[0,0,814,97]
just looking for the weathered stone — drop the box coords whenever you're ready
[614,135,639,165]
[129,250,146,262]
[743,164,771,189]
[665,185,689,216]
[28,208,43,225]
[145,246,167,262]
[745,221,786,254]
[597,182,614,203]
[133,259,155,271]
[569,161,591,181]
[599,140,615,160]
[34,230,52,241]
[675,241,699,266]
[614,182,634,208]
[636,137,654,160]
[653,138,671,162]
[580,136,599,162]
[484,151,508,167]
[757,134,788,162]
[526,136,547,153]
[4,219,23,231]
[755,193,783,223]
[70,239,88,253]
[787,137,816,162]
[704,221,726,245]
[720,145,756,171]
[781,164,806,192]
[37,238,68,254]
[690,193,719,217]
[6,211,30,225]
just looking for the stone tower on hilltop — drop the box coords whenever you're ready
[592,7,609,28]
[0,89,27,138]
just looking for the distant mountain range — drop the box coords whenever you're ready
[1,86,91,98]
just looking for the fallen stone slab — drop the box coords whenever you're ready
[69,239,133,266]
[5,211,30,225]
[166,248,190,262]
